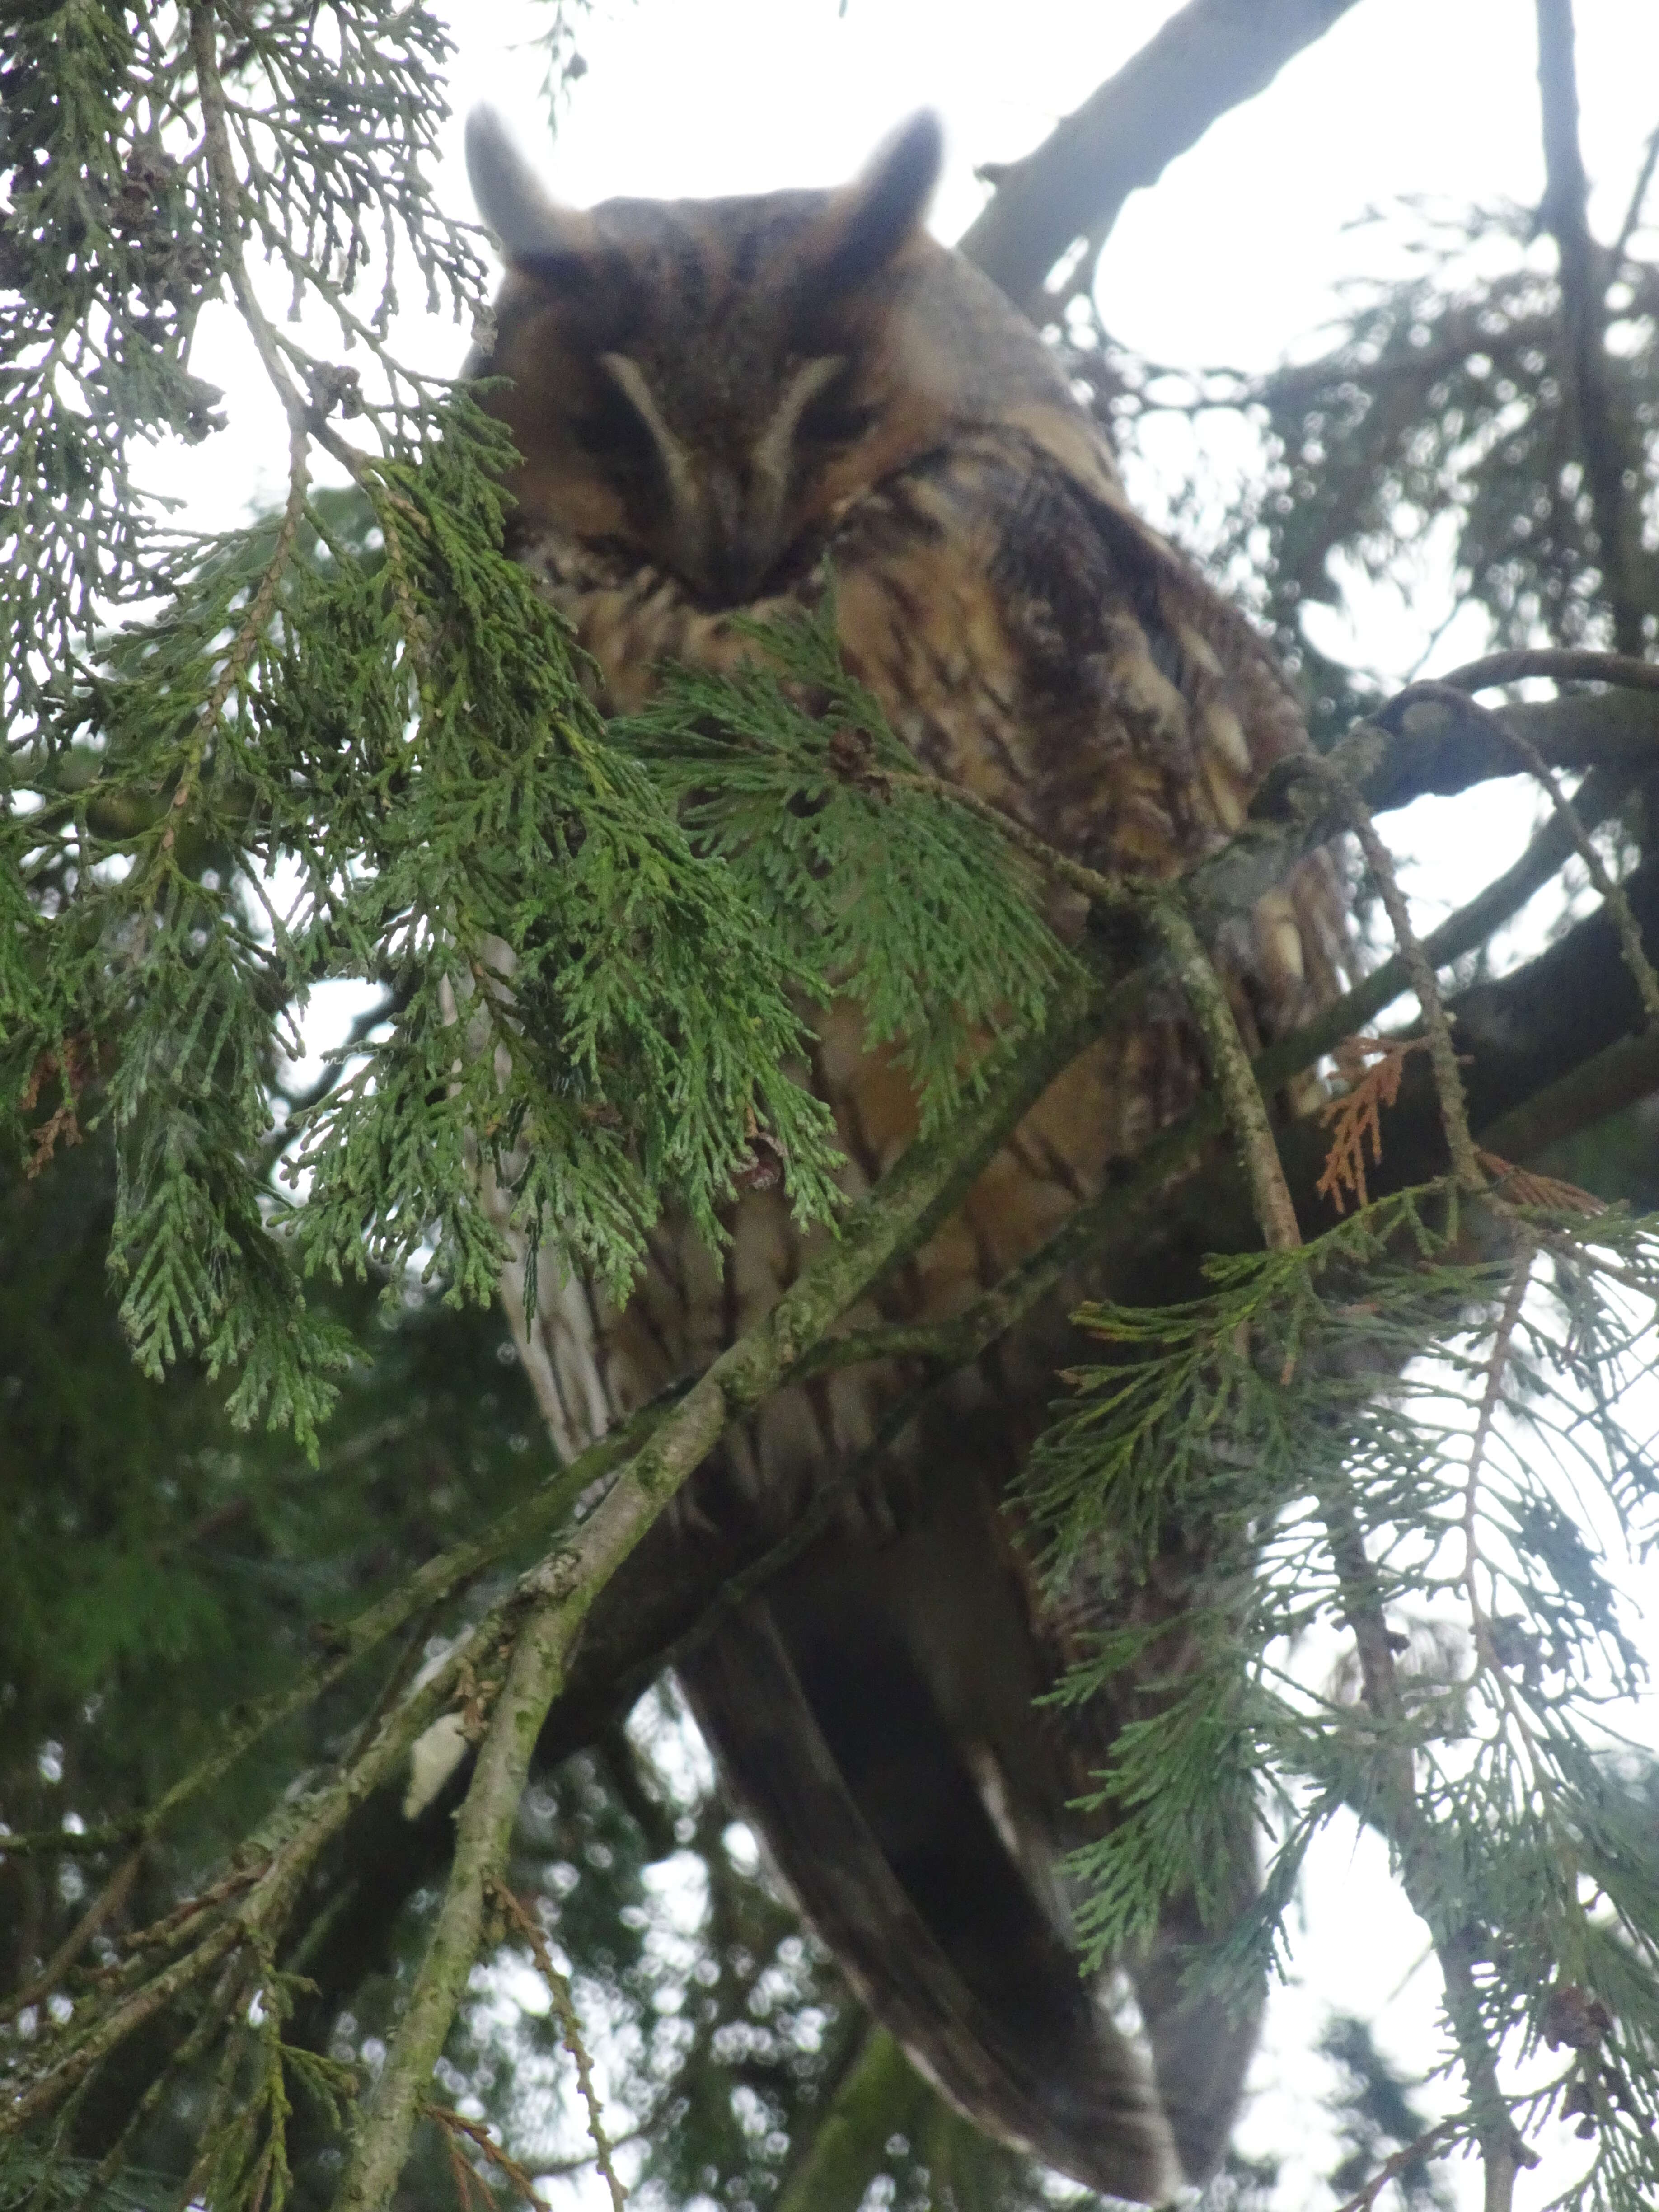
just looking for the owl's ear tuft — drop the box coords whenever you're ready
[814,112,943,294]
[465,107,595,267]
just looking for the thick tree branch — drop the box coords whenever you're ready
[572,834,1659,1716]
[1535,0,1646,655]
[1327,672,1659,818]
[956,0,1361,316]
[319,981,1111,2208]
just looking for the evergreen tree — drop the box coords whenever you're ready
[5,6,1659,2211]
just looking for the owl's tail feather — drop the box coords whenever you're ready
[680,1599,1197,2205]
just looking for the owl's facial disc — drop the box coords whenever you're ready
[468,108,945,607]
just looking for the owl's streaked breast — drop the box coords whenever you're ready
[511,406,1338,1468]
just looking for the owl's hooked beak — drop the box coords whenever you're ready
[592,352,795,605]
[684,463,787,605]
[667,354,849,605]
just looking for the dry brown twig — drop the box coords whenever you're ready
[1475,1148,1606,1215]
[19,1035,95,1177]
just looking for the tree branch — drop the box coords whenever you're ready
[1494,719,1659,1023]
[1613,122,1659,269]
[35,668,1658,2180]
[1092,826,1525,2207]
[1535,0,1646,655]
[956,0,1361,316]
[1322,761,1485,1188]
[332,1589,589,2212]
[1337,671,1659,819]
[1151,897,1302,1249]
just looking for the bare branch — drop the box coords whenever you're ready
[1535,0,1646,655]
[488,1887,627,2212]
[1330,2118,1467,2212]
[1437,648,1659,695]
[956,0,1361,315]
[1613,122,1659,269]
[0,1845,145,2026]
[1496,718,1659,1025]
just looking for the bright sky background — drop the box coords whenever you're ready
[144,3,1659,2204]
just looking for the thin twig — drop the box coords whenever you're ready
[115,1860,266,1964]
[487,1886,627,2212]
[187,1,395,488]
[81,1952,256,2212]
[1495,718,1659,1024]
[1461,1244,1537,1676]
[883,768,1132,907]
[0,1842,145,2022]
[1329,2118,1466,2212]
[1613,122,1659,269]
[1315,760,1484,1191]
[1320,1485,1534,2207]
[1148,897,1301,1251]
[0,1918,245,2134]
[423,2103,552,2212]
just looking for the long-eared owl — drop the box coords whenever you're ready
[464,110,1344,2204]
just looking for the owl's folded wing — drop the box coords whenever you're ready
[679,1595,1198,2205]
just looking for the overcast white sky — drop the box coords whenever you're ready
[152,5,1659,2203]
[168,0,1659,583]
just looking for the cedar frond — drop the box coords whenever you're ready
[1316,1035,1429,1214]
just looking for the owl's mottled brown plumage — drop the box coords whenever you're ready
[466,111,1344,2203]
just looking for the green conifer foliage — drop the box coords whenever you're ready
[6,8,1659,2212]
